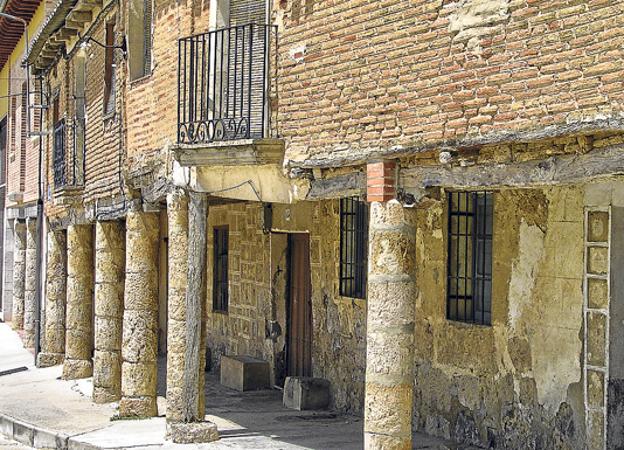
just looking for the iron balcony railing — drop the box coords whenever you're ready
[53,119,65,187]
[178,23,275,145]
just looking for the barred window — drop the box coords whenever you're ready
[128,0,153,80]
[339,197,369,299]
[213,226,229,312]
[447,191,493,325]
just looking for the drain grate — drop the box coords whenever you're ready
[0,366,28,377]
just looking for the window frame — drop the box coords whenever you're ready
[446,191,494,326]
[339,197,369,300]
[213,225,229,313]
[103,21,116,115]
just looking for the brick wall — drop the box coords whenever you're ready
[274,0,624,165]
[44,6,125,220]
[125,0,210,160]
[6,61,40,208]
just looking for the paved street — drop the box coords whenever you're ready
[0,323,467,449]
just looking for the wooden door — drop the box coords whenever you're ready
[287,233,312,377]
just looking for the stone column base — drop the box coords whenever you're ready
[166,421,219,444]
[93,387,120,404]
[36,352,64,368]
[62,359,93,380]
[119,397,158,418]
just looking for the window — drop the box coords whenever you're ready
[213,226,229,312]
[447,191,494,325]
[19,82,26,192]
[339,197,369,299]
[128,0,153,80]
[73,54,86,185]
[103,21,116,114]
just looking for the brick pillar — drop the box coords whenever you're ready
[23,218,38,348]
[37,230,67,367]
[165,191,217,443]
[63,224,94,380]
[120,210,159,417]
[11,220,26,331]
[367,160,397,203]
[93,221,125,403]
[364,161,415,450]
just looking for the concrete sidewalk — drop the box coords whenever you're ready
[0,323,467,449]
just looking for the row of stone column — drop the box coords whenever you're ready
[37,194,217,443]
[11,218,38,350]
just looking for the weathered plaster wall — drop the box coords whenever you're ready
[205,200,366,413]
[413,186,585,449]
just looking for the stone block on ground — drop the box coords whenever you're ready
[283,377,331,410]
[220,355,270,392]
[166,421,219,444]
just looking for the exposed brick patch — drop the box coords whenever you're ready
[367,161,396,203]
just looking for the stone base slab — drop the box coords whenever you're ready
[220,355,270,392]
[36,352,64,368]
[283,377,330,410]
[93,387,121,404]
[166,421,219,444]
[62,359,93,380]
[119,396,158,418]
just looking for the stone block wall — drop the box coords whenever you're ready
[205,200,366,413]
[411,184,590,449]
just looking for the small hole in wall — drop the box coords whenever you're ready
[279,0,287,9]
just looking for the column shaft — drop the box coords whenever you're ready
[166,192,189,422]
[364,200,416,450]
[120,210,159,417]
[37,230,67,367]
[23,218,38,347]
[93,221,125,403]
[63,224,94,380]
[165,192,217,444]
[11,220,26,330]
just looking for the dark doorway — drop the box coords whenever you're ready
[286,233,312,377]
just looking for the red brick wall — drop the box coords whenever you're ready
[274,0,624,164]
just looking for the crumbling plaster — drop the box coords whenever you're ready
[414,186,585,448]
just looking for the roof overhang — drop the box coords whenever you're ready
[0,0,42,70]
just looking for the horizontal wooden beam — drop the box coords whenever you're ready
[306,172,365,200]
[400,143,624,191]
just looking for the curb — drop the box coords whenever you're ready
[0,413,70,450]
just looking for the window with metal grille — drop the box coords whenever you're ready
[447,191,493,325]
[339,197,369,299]
[103,21,116,114]
[213,226,229,312]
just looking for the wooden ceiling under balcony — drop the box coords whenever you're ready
[0,0,41,69]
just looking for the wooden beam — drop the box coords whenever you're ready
[400,143,624,190]
[306,172,365,200]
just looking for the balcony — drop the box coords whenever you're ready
[177,23,279,157]
[53,118,85,191]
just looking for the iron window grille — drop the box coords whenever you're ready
[53,119,66,188]
[339,197,369,299]
[177,23,276,144]
[213,225,229,312]
[447,191,494,325]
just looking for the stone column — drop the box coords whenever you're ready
[165,191,218,443]
[37,230,67,367]
[23,218,38,348]
[93,221,125,403]
[62,224,94,380]
[11,220,26,331]
[364,199,416,449]
[120,210,159,417]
